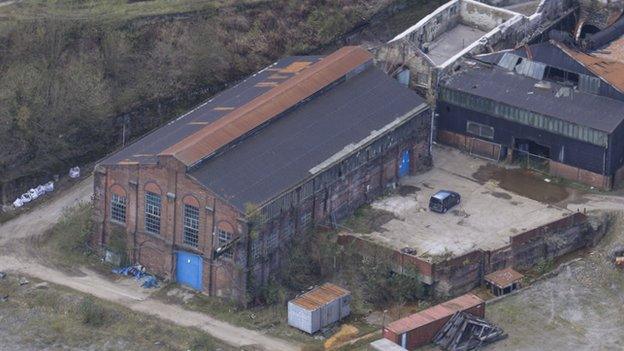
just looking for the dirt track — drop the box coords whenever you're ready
[0,177,299,351]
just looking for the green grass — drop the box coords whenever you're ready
[0,274,232,351]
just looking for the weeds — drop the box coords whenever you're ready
[78,297,107,327]
[41,203,96,268]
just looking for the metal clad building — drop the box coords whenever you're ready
[437,41,624,189]
[288,283,351,334]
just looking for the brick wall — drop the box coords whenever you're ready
[94,111,432,303]
[549,161,612,190]
[93,156,246,302]
[338,213,604,299]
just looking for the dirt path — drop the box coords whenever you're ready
[0,176,93,247]
[0,178,300,351]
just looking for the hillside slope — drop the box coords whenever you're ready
[0,0,442,202]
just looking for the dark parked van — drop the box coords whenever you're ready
[429,190,461,213]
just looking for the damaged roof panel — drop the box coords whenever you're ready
[162,46,374,166]
[100,55,323,166]
[557,42,624,94]
[190,66,428,211]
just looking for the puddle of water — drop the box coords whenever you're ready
[473,165,569,204]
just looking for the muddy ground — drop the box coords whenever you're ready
[485,211,624,350]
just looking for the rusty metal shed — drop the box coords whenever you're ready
[288,283,351,334]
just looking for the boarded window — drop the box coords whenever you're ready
[217,229,233,259]
[467,121,494,139]
[183,204,200,247]
[144,192,161,235]
[111,194,127,224]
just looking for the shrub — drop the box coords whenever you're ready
[49,203,94,264]
[359,255,425,308]
[78,297,107,327]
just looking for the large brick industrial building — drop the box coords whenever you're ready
[93,46,431,302]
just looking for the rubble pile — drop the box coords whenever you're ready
[434,312,506,351]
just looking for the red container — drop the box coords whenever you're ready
[383,294,485,350]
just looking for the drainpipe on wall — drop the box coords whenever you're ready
[430,109,436,154]
[169,171,178,278]
[208,197,217,296]
[131,173,139,263]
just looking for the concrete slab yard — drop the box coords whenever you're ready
[348,146,571,262]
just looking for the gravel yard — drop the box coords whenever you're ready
[485,211,624,350]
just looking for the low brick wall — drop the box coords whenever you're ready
[437,130,501,160]
[438,129,614,190]
[340,212,607,299]
[549,161,612,190]
[337,234,434,283]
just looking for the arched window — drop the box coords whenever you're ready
[144,183,162,235]
[182,196,200,247]
[110,185,127,224]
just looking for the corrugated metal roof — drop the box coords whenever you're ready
[484,267,524,289]
[556,42,624,94]
[290,283,350,311]
[189,65,427,211]
[442,63,624,133]
[161,46,374,166]
[386,294,484,335]
[100,55,323,165]
[475,42,593,76]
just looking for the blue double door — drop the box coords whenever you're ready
[176,251,203,290]
[398,149,411,177]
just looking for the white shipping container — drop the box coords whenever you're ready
[287,283,351,334]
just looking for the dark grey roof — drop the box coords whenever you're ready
[101,56,323,165]
[474,42,592,75]
[442,64,624,133]
[190,66,428,211]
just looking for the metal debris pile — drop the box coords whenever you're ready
[434,312,506,351]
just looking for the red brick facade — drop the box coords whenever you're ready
[93,114,432,304]
[93,156,248,301]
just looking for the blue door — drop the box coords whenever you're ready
[398,149,410,177]
[176,251,203,290]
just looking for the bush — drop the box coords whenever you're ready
[78,297,107,327]
[279,237,322,291]
[359,255,425,308]
[48,203,94,264]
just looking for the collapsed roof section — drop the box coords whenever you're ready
[388,0,521,68]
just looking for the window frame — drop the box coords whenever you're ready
[217,228,234,259]
[182,204,200,248]
[466,121,495,140]
[110,193,127,224]
[144,191,161,235]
